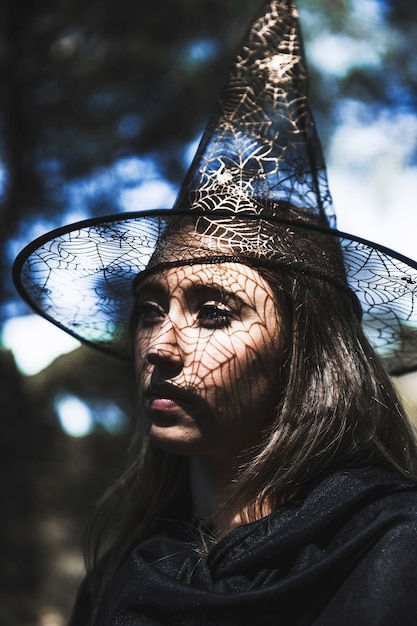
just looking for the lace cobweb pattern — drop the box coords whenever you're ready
[16,218,165,357]
[14,214,417,372]
[343,240,417,374]
[12,0,417,373]
[175,0,335,228]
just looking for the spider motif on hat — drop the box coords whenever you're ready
[13,0,417,375]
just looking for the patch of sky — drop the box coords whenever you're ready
[309,33,381,78]
[2,315,80,376]
[331,101,417,171]
[55,395,94,437]
[115,143,205,211]
[7,217,60,259]
[59,155,177,216]
[350,0,384,24]
[8,155,178,245]
[114,155,156,181]
[55,394,128,437]
[62,167,116,216]
[182,38,219,66]
[327,101,417,260]
[302,0,388,79]
[36,157,65,192]
[116,155,177,211]
[3,154,178,369]
[2,299,25,321]
[0,159,8,201]
[182,133,204,169]
[119,179,177,212]
[91,400,129,435]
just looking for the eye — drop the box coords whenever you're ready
[136,301,165,327]
[198,303,232,329]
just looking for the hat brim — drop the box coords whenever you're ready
[12,209,417,375]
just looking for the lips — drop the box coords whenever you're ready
[145,383,192,411]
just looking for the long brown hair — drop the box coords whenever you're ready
[221,268,417,521]
[83,264,417,605]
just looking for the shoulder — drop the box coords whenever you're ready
[314,512,417,625]
[300,466,417,522]
[294,468,417,625]
[297,467,417,557]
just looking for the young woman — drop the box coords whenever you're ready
[64,242,417,625]
[13,0,417,623]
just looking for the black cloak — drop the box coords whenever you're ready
[69,467,417,625]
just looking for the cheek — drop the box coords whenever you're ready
[192,336,236,382]
[221,328,281,406]
[134,329,146,357]
[133,338,152,386]
[195,329,277,399]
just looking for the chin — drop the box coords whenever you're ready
[149,424,207,456]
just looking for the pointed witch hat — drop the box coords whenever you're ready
[13,0,417,374]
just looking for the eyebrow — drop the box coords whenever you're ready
[188,282,246,308]
[135,276,247,308]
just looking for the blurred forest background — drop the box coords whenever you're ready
[0,0,417,624]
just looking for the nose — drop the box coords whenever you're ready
[145,318,184,368]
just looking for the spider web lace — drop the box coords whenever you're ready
[12,0,417,374]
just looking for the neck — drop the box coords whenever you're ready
[190,455,249,539]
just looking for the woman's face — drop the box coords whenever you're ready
[134,262,283,459]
